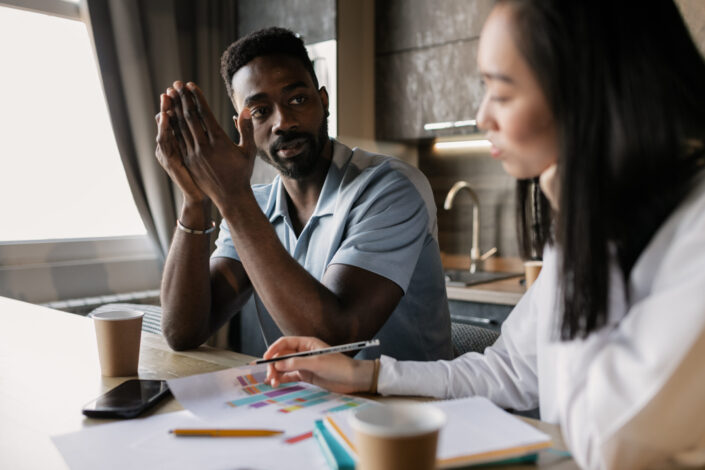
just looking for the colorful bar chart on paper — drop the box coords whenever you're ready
[227,377,367,414]
[234,370,268,393]
[167,364,377,449]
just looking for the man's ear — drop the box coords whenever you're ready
[232,114,239,132]
[319,86,329,114]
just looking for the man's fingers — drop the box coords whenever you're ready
[157,94,188,160]
[166,110,188,157]
[160,92,173,113]
[156,106,175,153]
[168,86,194,152]
[176,81,208,146]
[187,82,220,139]
[236,108,255,157]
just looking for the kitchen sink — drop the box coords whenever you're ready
[444,270,522,287]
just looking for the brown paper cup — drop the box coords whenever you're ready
[90,310,143,377]
[524,260,543,289]
[350,404,446,470]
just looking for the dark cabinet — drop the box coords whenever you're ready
[375,0,493,140]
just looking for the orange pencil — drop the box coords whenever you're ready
[169,429,284,437]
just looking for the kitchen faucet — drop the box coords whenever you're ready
[444,181,497,273]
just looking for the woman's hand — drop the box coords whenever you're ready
[263,336,375,395]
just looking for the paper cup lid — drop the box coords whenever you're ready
[350,403,446,437]
[89,310,144,321]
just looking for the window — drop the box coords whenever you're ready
[0,1,159,304]
[0,3,146,241]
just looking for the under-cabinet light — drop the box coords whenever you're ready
[423,119,478,131]
[433,139,491,152]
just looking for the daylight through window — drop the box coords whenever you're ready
[0,5,146,241]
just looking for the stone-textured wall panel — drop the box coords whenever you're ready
[238,0,336,44]
[376,39,483,140]
[376,0,493,53]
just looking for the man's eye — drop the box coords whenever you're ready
[250,106,269,118]
[490,96,510,103]
[290,95,306,105]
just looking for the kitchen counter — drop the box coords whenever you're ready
[441,253,526,307]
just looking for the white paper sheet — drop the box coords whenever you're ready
[52,410,329,470]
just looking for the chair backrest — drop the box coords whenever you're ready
[451,322,499,357]
[88,303,162,335]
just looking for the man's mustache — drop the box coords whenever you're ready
[270,131,313,152]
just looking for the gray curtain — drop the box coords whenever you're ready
[82,0,238,265]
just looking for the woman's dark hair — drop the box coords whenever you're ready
[505,0,705,339]
[220,27,319,109]
[516,178,552,261]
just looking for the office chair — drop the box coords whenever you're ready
[451,322,500,357]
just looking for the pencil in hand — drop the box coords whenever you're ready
[254,339,381,365]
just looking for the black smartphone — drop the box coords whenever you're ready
[82,379,171,419]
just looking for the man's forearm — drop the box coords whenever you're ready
[160,202,216,350]
[221,191,352,344]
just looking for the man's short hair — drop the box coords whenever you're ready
[220,27,319,109]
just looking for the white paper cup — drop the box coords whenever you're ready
[350,404,446,470]
[90,310,143,377]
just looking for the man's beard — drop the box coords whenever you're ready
[257,116,329,179]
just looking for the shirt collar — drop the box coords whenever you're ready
[266,140,353,224]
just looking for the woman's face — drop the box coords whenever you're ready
[476,4,558,179]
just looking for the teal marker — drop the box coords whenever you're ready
[313,419,355,470]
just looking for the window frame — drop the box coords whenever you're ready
[1,0,80,21]
[0,0,160,303]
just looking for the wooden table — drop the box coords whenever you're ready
[0,296,577,469]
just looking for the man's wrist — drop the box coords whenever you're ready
[180,199,212,231]
[218,188,258,227]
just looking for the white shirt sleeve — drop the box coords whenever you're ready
[378,271,543,411]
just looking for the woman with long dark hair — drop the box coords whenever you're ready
[263,1,705,468]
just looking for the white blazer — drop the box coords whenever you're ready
[378,173,705,469]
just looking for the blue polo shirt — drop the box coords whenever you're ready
[212,140,452,361]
